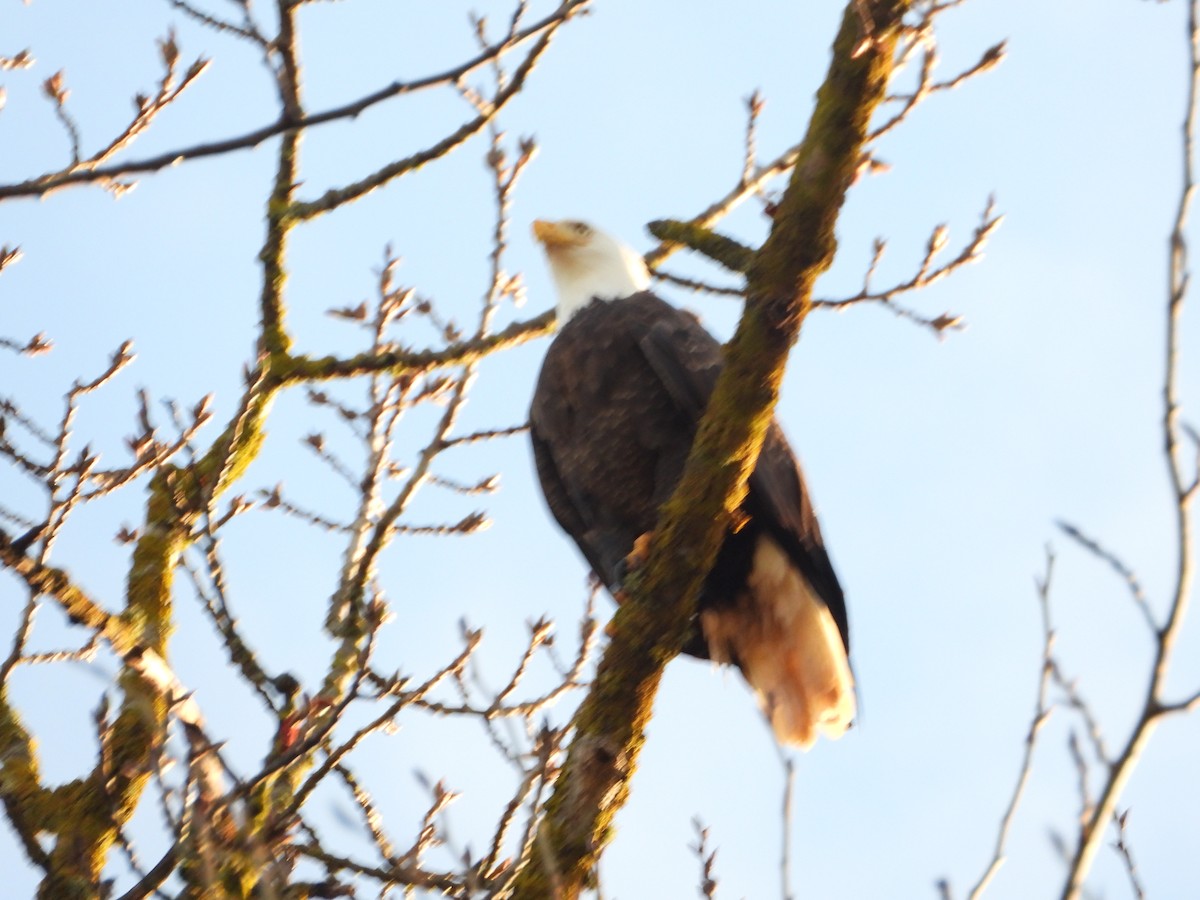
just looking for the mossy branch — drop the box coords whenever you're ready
[509,3,912,896]
[22,5,308,890]
[0,527,179,896]
[3,0,584,893]
[0,691,53,870]
[272,309,556,384]
[646,219,755,273]
[1,118,554,900]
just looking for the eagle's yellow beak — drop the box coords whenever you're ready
[532,219,586,250]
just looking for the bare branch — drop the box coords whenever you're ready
[650,269,745,297]
[1059,1,1200,895]
[0,245,24,276]
[965,550,1056,900]
[0,1,590,201]
[643,1,1002,275]
[1156,686,1200,714]
[294,842,462,893]
[438,423,529,448]
[692,818,720,900]
[1056,521,1157,635]
[778,750,795,900]
[165,0,269,46]
[288,17,566,220]
[813,196,1001,336]
[1050,662,1110,768]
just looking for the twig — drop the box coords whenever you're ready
[166,0,269,46]
[692,818,720,900]
[643,2,1001,275]
[1065,730,1094,827]
[813,197,1001,336]
[438,423,529,448]
[288,16,564,220]
[1049,662,1109,767]
[966,549,1056,900]
[1056,521,1157,635]
[1112,809,1146,900]
[334,763,401,866]
[779,751,795,900]
[650,269,745,297]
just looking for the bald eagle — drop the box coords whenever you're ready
[529,219,855,749]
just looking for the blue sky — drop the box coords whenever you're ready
[1,0,1198,897]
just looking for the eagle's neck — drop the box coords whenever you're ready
[551,245,651,321]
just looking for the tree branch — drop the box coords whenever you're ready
[1059,0,1200,894]
[288,17,566,221]
[509,3,913,895]
[965,550,1056,900]
[273,310,555,385]
[0,0,589,202]
[645,219,755,273]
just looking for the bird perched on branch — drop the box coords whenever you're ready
[528,218,855,749]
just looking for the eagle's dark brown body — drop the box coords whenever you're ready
[529,293,850,664]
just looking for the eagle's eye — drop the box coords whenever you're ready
[570,222,592,236]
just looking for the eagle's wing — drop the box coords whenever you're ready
[637,317,849,651]
[635,313,720,420]
[529,423,625,589]
[745,425,849,650]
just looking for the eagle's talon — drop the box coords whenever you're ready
[610,533,653,612]
[617,531,654,583]
[604,614,620,639]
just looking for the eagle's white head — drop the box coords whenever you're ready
[533,219,651,321]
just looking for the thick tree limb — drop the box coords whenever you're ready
[509,3,912,896]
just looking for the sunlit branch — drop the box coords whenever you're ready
[813,197,1001,335]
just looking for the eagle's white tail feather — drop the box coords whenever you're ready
[700,535,856,749]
